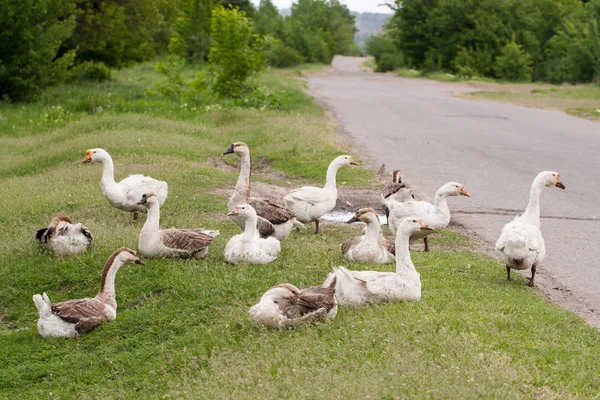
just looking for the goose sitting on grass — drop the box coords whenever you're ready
[82,148,168,220]
[342,208,395,264]
[249,277,337,328]
[137,193,219,258]
[284,155,359,234]
[36,216,93,256]
[223,142,303,240]
[495,171,565,287]
[328,218,432,306]
[381,169,414,222]
[224,204,281,265]
[33,248,144,338]
[388,182,469,251]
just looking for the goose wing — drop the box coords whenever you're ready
[295,286,336,314]
[286,186,325,205]
[161,229,214,252]
[341,236,361,255]
[382,183,407,199]
[378,236,395,255]
[250,198,295,224]
[51,298,107,324]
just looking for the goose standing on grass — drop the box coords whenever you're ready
[249,277,337,328]
[223,142,303,240]
[328,218,432,305]
[137,193,219,258]
[342,208,395,264]
[82,148,168,220]
[284,155,359,234]
[381,170,414,222]
[495,171,565,287]
[36,216,93,255]
[33,248,144,338]
[224,204,281,264]
[388,182,469,251]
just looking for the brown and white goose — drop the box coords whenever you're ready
[137,193,219,258]
[381,169,414,221]
[36,216,93,256]
[249,277,337,328]
[342,208,395,264]
[32,248,144,338]
[223,142,303,240]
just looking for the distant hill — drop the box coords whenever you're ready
[353,12,390,49]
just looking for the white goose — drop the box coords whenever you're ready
[224,204,281,265]
[249,277,337,328]
[284,155,359,234]
[137,193,219,258]
[388,182,469,251]
[381,169,414,221]
[223,142,303,240]
[342,208,395,264]
[82,148,168,219]
[36,216,93,255]
[495,171,565,287]
[33,248,144,338]
[328,218,432,306]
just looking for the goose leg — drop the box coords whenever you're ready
[384,206,390,225]
[528,265,537,287]
[423,237,429,252]
[132,211,138,220]
[314,219,320,234]
[506,266,511,281]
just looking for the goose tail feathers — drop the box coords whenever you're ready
[33,293,52,317]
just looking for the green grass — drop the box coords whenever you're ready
[2,61,600,399]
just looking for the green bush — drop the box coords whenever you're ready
[365,34,397,62]
[375,53,405,72]
[0,0,76,101]
[72,62,112,82]
[206,5,265,97]
[494,40,533,81]
[266,40,305,68]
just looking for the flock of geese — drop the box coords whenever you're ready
[32,143,565,337]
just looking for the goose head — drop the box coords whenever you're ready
[137,192,159,207]
[391,169,403,184]
[399,218,433,236]
[263,284,301,302]
[539,171,566,190]
[227,203,257,219]
[439,182,470,197]
[82,148,110,164]
[333,155,359,168]
[346,208,380,225]
[223,142,250,157]
[111,247,145,266]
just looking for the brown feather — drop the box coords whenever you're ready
[382,182,407,199]
[249,198,295,225]
[341,236,361,255]
[379,236,395,255]
[161,229,214,254]
[282,286,336,318]
[75,317,105,334]
[51,298,108,324]
[256,216,276,238]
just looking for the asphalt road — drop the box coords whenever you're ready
[308,56,600,326]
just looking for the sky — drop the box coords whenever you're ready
[250,0,393,14]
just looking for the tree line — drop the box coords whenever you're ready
[0,0,360,101]
[368,0,600,83]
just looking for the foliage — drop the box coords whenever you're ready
[265,39,306,68]
[254,0,284,37]
[376,53,405,72]
[365,34,397,62]
[63,0,179,68]
[206,5,265,97]
[494,39,532,81]
[0,0,76,101]
[169,0,215,62]
[222,0,255,18]
[71,61,112,82]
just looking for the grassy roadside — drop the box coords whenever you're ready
[2,62,600,399]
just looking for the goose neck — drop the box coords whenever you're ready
[242,214,258,243]
[363,220,382,241]
[100,155,117,190]
[522,176,544,225]
[433,190,450,216]
[324,161,341,192]
[394,231,417,275]
[234,151,252,202]
[141,202,161,235]
[97,258,125,309]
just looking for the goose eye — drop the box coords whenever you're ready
[93,151,96,154]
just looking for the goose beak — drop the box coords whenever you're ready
[137,194,148,205]
[227,208,239,216]
[346,215,359,224]
[460,186,470,197]
[135,258,145,265]
[222,144,235,155]
[420,219,433,231]
[82,150,92,164]
[349,157,359,166]
[555,176,565,190]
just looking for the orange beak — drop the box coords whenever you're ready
[349,157,359,166]
[82,149,92,164]
[227,208,239,217]
[460,186,470,197]
[555,175,565,190]
[420,219,433,230]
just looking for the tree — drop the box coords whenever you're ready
[494,38,532,81]
[207,5,265,97]
[169,0,215,62]
[254,0,284,37]
[0,0,76,101]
